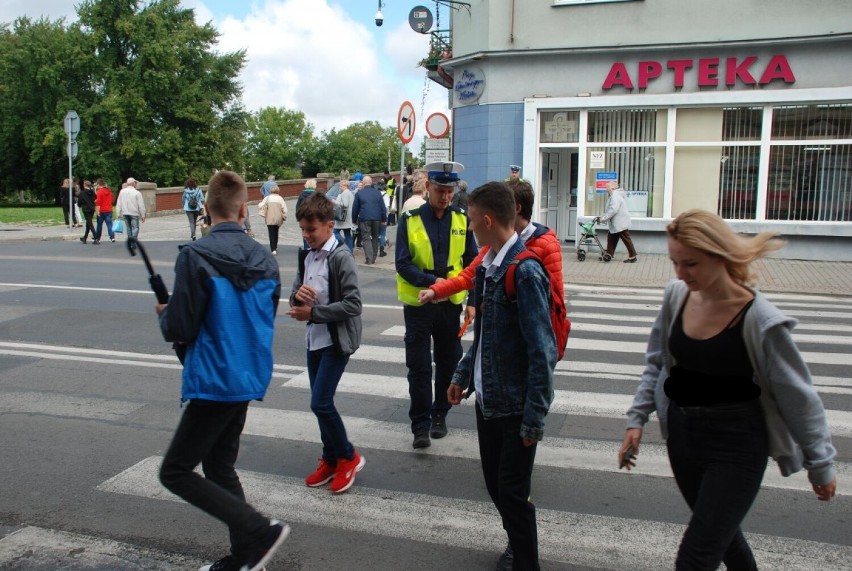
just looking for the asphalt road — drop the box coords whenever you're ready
[0,240,850,570]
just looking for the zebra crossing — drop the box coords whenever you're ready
[1,286,850,569]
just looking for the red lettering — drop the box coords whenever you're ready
[725,56,758,86]
[759,55,796,85]
[602,63,634,90]
[698,58,719,86]
[666,59,693,88]
[638,61,663,88]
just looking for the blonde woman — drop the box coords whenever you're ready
[619,209,836,570]
[401,177,427,213]
[258,185,287,255]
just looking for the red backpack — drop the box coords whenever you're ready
[505,250,571,360]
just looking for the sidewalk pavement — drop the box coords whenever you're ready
[3,203,852,296]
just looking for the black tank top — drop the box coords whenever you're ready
[664,295,760,407]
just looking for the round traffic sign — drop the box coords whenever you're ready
[397,101,416,144]
[425,112,450,138]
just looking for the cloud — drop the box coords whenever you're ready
[0,0,75,25]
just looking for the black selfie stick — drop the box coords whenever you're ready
[127,237,186,363]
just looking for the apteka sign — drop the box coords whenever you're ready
[602,55,795,90]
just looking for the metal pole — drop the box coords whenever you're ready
[68,137,73,228]
[399,141,405,215]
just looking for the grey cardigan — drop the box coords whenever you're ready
[290,239,362,355]
[626,280,836,485]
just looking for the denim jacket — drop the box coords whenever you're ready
[451,238,557,441]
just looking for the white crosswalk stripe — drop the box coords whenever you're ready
[4,289,851,569]
[96,456,852,571]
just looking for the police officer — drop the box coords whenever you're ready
[504,164,529,184]
[395,162,478,449]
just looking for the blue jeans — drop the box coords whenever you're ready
[476,402,539,571]
[666,402,768,571]
[307,345,354,464]
[403,301,461,432]
[95,212,114,241]
[124,215,140,240]
[334,228,353,252]
[159,400,269,557]
[379,223,387,250]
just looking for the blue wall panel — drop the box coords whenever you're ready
[453,103,524,191]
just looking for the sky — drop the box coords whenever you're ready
[1,0,451,150]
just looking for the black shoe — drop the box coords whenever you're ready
[379,249,387,257]
[430,416,448,439]
[192,236,196,241]
[92,240,100,245]
[495,543,513,571]
[624,257,638,263]
[412,429,431,449]
[198,555,240,571]
[110,238,116,243]
[242,520,290,571]
[79,237,86,244]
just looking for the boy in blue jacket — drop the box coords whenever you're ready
[448,181,556,571]
[156,170,288,571]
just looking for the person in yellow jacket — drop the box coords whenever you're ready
[395,162,479,449]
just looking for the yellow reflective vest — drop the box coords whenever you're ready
[397,210,468,306]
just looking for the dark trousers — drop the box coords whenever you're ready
[334,228,353,252]
[95,212,114,241]
[186,210,200,238]
[267,224,280,252]
[61,204,78,225]
[606,229,637,258]
[81,211,96,240]
[403,301,462,432]
[476,403,540,571]
[159,400,269,557]
[666,403,768,571]
[307,346,354,464]
[358,220,380,262]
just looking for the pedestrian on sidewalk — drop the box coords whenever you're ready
[351,176,387,265]
[156,170,289,571]
[182,178,205,241]
[288,192,365,494]
[77,180,97,244]
[600,181,638,263]
[448,181,556,571]
[257,185,287,255]
[116,177,146,245]
[58,178,80,228]
[333,179,355,252]
[92,178,115,244]
[619,209,836,571]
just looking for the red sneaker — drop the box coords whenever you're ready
[330,451,366,494]
[305,458,336,487]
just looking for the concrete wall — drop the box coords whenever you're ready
[452,0,852,55]
[453,103,524,190]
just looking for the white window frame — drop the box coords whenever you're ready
[523,86,852,236]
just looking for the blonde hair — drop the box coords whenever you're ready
[412,178,427,196]
[206,170,247,218]
[667,209,784,286]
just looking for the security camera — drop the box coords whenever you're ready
[375,9,383,26]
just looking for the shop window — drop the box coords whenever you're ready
[584,146,664,219]
[676,107,762,142]
[588,109,666,143]
[771,104,852,140]
[540,111,579,143]
[767,144,852,221]
[718,146,760,220]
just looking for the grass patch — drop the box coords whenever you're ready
[0,206,67,226]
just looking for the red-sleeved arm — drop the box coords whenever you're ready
[429,246,489,301]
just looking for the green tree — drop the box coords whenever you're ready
[304,121,403,176]
[0,17,96,199]
[243,106,314,182]
[76,0,246,186]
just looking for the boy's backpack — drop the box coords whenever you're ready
[505,250,570,360]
